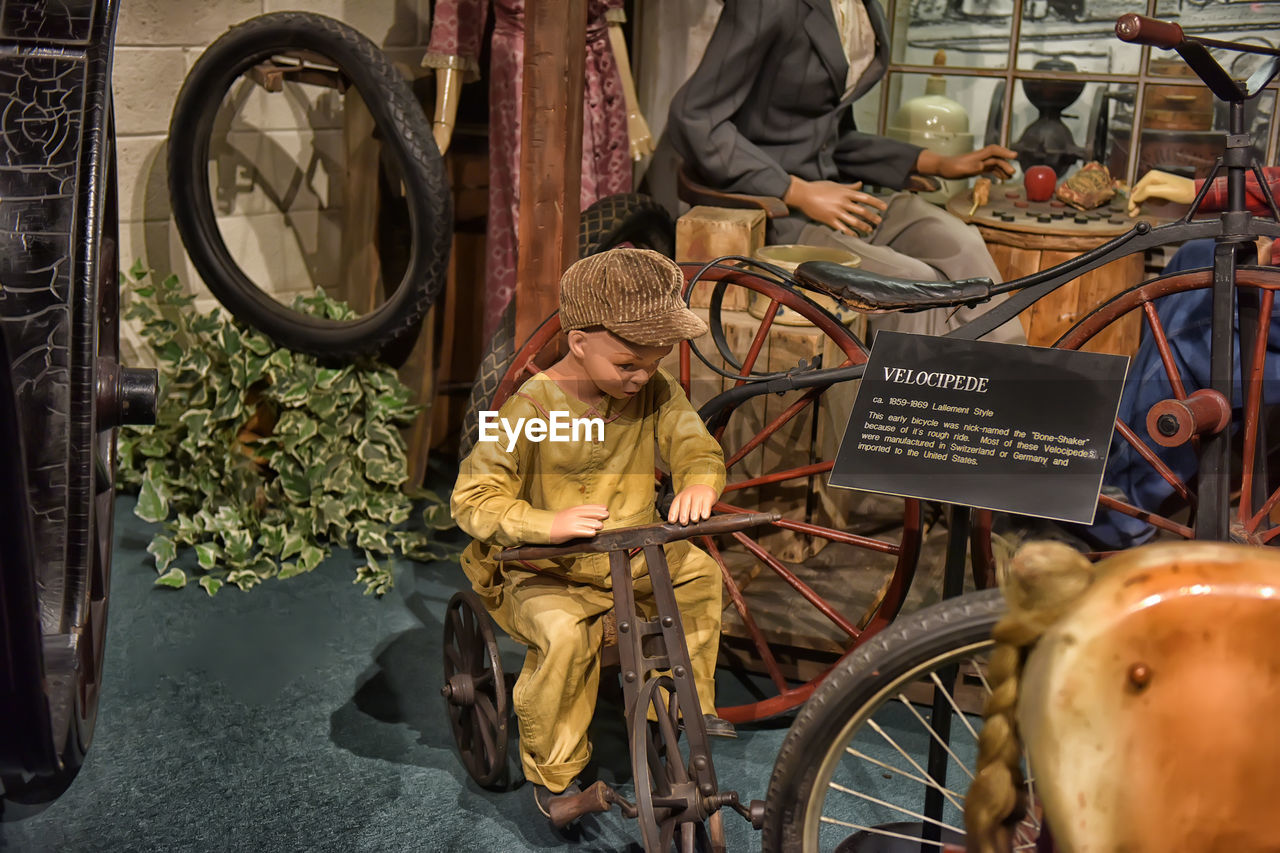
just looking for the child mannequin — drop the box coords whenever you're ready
[450,249,730,821]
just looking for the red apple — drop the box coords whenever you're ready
[1024,165,1057,202]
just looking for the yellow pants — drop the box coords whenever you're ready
[480,540,722,792]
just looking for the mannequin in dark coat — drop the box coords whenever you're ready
[667,0,1023,339]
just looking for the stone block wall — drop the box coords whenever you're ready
[112,0,434,364]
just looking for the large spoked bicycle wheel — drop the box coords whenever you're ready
[168,12,451,362]
[467,263,923,724]
[762,589,1040,852]
[971,267,1280,582]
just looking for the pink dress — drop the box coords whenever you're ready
[426,0,633,341]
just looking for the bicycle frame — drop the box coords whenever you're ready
[692,98,1280,543]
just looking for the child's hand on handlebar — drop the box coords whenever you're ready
[549,505,609,543]
[1128,169,1195,216]
[668,484,717,526]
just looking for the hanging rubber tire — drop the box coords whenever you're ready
[1,0,156,815]
[459,262,924,724]
[761,590,1043,852]
[457,304,517,462]
[457,193,675,459]
[576,192,675,259]
[167,11,451,362]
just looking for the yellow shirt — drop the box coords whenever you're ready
[451,368,726,590]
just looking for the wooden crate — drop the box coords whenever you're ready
[676,206,765,312]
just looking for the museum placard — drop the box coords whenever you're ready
[830,331,1129,524]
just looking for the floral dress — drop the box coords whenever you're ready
[425,0,633,341]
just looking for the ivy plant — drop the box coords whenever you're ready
[117,260,456,596]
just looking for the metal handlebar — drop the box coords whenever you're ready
[1114,13,1184,49]
[496,511,782,561]
[1114,13,1280,103]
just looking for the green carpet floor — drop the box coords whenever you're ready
[1,469,989,853]
[0,494,796,852]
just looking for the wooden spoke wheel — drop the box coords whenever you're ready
[441,590,510,788]
[471,263,923,724]
[629,676,718,853]
[971,267,1280,584]
[1,38,161,809]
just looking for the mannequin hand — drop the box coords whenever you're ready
[432,122,453,157]
[1128,169,1194,216]
[668,485,717,525]
[627,111,655,161]
[431,68,461,157]
[549,505,609,543]
[784,177,888,236]
[916,145,1017,180]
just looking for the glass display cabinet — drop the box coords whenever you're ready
[861,0,1280,189]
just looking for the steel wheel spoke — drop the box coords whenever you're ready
[827,780,965,835]
[868,719,966,813]
[842,747,966,804]
[1023,759,1041,831]
[926,668,982,744]
[817,817,954,848]
[895,692,976,781]
[970,660,994,695]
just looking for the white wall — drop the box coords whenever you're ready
[113,1,434,365]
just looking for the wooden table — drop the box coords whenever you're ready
[946,187,1149,357]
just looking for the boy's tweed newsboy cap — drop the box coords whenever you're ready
[558,248,708,347]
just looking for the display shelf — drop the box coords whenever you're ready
[876,0,1280,188]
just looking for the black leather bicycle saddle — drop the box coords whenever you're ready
[794,261,996,313]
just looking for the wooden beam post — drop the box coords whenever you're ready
[514,0,588,345]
